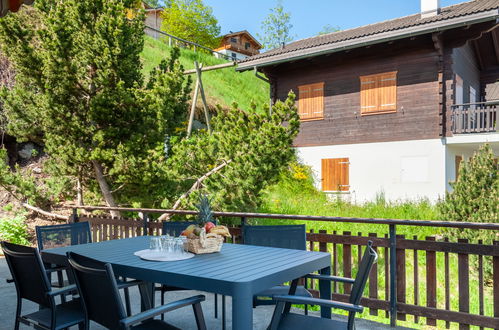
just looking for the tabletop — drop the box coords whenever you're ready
[42,236,331,296]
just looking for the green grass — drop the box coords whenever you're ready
[141,36,269,112]
[252,168,494,329]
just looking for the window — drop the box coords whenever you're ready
[245,42,250,50]
[231,52,237,60]
[322,158,349,192]
[298,82,324,120]
[360,71,397,115]
[230,37,237,43]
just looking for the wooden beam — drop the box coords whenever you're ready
[472,39,484,70]
[491,28,499,64]
[195,62,212,133]
[187,62,202,137]
[184,61,236,75]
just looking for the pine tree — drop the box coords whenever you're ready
[0,0,190,215]
[440,144,498,223]
[167,93,300,212]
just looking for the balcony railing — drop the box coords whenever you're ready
[451,100,498,134]
[61,205,499,329]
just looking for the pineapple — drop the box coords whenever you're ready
[196,194,214,227]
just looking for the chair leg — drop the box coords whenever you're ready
[57,270,66,303]
[305,304,308,315]
[222,295,226,330]
[269,301,286,330]
[214,293,218,318]
[14,298,22,330]
[192,302,207,330]
[124,287,132,316]
[160,288,165,321]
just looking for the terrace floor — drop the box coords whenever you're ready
[0,257,412,329]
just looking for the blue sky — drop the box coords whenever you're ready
[204,0,466,42]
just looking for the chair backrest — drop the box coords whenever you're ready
[162,221,197,236]
[349,241,378,305]
[67,252,126,329]
[1,241,52,307]
[242,225,306,250]
[36,221,92,250]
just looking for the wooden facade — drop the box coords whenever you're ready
[262,21,499,148]
[214,31,261,57]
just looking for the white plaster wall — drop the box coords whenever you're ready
[296,139,447,203]
[215,49,248,61]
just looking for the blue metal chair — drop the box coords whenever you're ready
[35,222,92,288]
[268,241,378,330]
[67,251,207,330]
[1,241,85,330]
[35,221,135,316]
[243,225,312,307]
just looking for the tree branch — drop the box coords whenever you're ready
[158,159,232,221]
[22,203,68,221]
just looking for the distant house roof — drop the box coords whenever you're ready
[222,30,262,49]
[237,0,499,70]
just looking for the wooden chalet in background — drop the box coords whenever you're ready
[238,0,499,203]
[214,31,262,61]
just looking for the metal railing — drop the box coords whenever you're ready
[451,100,498,134]
[65,206,499,328]
[143,25,232,60]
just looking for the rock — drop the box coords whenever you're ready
[32,167,42,174]
[18,142,35,159]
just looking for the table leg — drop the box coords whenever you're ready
[138,282,155,312]
[232,295,253,330]
[319,265,332,319]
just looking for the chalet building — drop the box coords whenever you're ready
[238,0,499,202]
[126,1,163,39]
[214,31,262,61]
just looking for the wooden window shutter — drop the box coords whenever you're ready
[360,71,397,114]
[322,158,349,192]
[298,82,324,120]
[378,72,397,111]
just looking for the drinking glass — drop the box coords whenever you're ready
[149,237,161,251]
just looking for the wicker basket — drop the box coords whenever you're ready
[186,233,224,254]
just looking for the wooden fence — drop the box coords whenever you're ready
[71,207,499,329]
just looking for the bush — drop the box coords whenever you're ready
[0,214,30,245]
[439,144,499,246]
[440,144,498,224]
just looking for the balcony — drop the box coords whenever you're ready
[451,100,498,134]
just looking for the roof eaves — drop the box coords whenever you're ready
[236,9,499,71]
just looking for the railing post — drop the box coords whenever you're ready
[389,224,397,327]
[240,217,246,244]
[143,213,149,236]
[69,208,79,223]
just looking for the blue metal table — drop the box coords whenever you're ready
[42,236,331,330]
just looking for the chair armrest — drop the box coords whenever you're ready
[120,295,205,327]
[46,284,78,297]
[305,273,355,284]
[273,295,363,313]
[116,279,143,289]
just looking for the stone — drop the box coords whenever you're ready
[17,142,35,159]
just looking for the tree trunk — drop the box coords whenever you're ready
[76,171,84,207]
[91,160,120,218]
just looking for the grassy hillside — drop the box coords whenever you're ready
[141,36,269,112]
